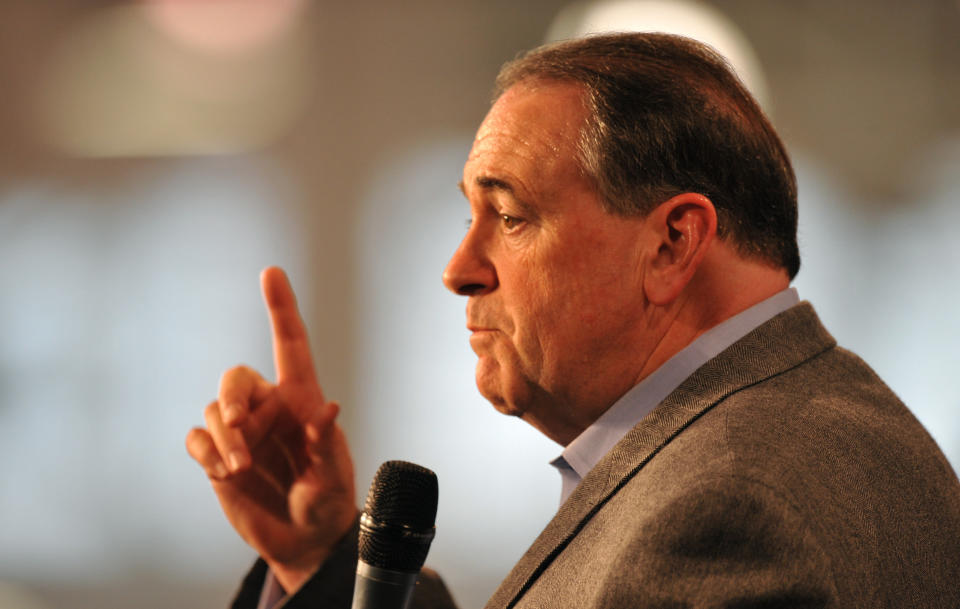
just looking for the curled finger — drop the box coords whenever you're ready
[218,365,271,426]
[305,401,341,459]
[185,427,229,480]
[205,400,251,473]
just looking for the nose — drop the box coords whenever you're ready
[442,226,497,296]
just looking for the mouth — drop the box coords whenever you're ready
[467,327,497,351]
[468,327,495,340]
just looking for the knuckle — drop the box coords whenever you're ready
[204,401,221,425]
[219,364,262,395]
[219,365,244,386]
[185,428,209,457]
[185,428,199,451]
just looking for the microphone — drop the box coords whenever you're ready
[351,460,438,609]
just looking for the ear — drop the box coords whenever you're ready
[643,193,718,306]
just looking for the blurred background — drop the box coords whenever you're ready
[1,0,958,607]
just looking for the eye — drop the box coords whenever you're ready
[500,214,523,231]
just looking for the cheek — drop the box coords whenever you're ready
[512,283,589,373]
[539,258,618,325]
[533,264,643,365]
[498,231,642,361]
[566,241,646,319]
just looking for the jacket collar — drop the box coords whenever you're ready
[483,302,836,609]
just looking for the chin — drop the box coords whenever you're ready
[476,379,523,418]
[475,361,526,418]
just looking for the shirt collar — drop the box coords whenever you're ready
[550,287,799,505]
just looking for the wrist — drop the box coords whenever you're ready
[267,553,330,595]
[265,512,361,595]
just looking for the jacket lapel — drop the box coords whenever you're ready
[483,303,836,609]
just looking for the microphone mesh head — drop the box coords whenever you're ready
[359,460,438,571]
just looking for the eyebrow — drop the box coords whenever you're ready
[458,175,516,196]
[459,176,533,206]
[457,175,537,218]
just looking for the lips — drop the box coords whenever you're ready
[465,300,497,332]
[468,327,497,345]
[467,325,497,354]
[466,307,497,333]
[466,301,502,342]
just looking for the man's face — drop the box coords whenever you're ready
[443,81,657,445]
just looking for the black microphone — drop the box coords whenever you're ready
[351,460,438,609]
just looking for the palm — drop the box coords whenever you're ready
[214,403,354,566]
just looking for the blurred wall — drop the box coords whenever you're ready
[1,1,958,608]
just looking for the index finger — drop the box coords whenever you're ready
[261,266,318,385]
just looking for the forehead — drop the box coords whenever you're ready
[474,81,587,150]
[463,81,588,196]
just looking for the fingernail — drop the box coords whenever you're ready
[212,462,229,479]
[228,451,247,472]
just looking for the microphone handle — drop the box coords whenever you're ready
[351,560,419,609]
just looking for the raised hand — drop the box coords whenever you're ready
[185,267,356,593]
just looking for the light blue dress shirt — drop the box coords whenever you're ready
[550,288,799,505]
[260,288,800,607]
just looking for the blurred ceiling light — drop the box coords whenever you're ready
[546,0,770,110]
[142,0,307,55]
[35,2,317,158]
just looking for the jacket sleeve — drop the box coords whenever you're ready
[230,518,459,609]
[595,474,838,609]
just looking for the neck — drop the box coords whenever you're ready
[636,249,790,384]
[527,247,790,447]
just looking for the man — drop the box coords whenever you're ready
[186,33,960,608]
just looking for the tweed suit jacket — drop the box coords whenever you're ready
[233,303,960,609]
